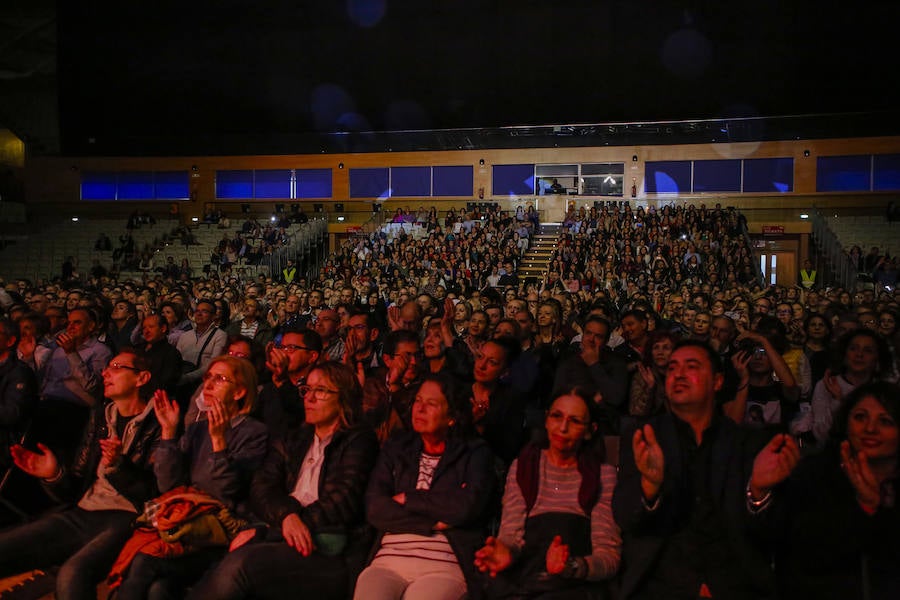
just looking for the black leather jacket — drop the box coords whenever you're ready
[45,400,161,511]
[250,423,379,535]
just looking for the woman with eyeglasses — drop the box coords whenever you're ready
[475,388,621,598]
[188,361,378,600]
[114,356,268,600]
[356,373,496,600]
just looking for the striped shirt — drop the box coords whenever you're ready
[498,453,621,580]
[376,451,456,564]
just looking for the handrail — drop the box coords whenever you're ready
[810,209,858,290]
[739,217,766,289]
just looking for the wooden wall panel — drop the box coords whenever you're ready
[22,136,900,226]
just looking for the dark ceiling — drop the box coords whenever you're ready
[2,1,900,157]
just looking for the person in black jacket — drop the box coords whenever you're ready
[355,373,496,600]
[135,313,182,398]
[187,361,378,600]
[0,349,161,600]
[0,317,37,469]
[754,381,899,600]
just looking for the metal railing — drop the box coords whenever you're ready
[810,209,858,290]
[257,217,328,282]
[739,216,767,289]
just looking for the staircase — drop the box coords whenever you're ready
[517,224,561,282]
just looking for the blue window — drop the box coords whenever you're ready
[117,172,155,200]
[391,166,431,197]
[216,170,254,199]
[254,170,292,199]
[874,154,900,191]
[433,165,473,196]
[817,155,871,192]
[743,158,793,193]
[492,164,535,196]
[693,160,741,192]
[645,161,691,194]
[154,172,190,200]
[81,172,117,200]
[350,168,390,199]
[297,169,332,198]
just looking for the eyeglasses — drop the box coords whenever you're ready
[203,372,234,385]
[276,344,311,353]
[228,350,250,359]
[104,362,141,373]
[299,385,339,400]
[547,410,588,428]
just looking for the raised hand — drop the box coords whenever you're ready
[266,343,289,386]
[732,349,751,376]
[10,443,59,480]
[387,305,402,331]
[282,513,314,556]
[749,433,800,498]
[840,440,881,511]
[823,369,842,402]
[56,331,77,354]
[152,389,181,440]
[632,424,664,500]
[206,397,234,452]
[474,536,513,577]
[99,435,123,468]
[545,535,570,575]
[637,363,656,389]
[17,333,36,362]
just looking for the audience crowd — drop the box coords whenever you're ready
[0,202,897,599]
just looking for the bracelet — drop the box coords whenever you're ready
[746,482,772,508]
[736,382,749,392]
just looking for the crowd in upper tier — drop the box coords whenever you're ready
[0,202,897,599]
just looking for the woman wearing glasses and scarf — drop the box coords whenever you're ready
[188,361,378,600]
[112,355,268,599]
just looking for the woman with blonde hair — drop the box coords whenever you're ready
[114,356,269,599]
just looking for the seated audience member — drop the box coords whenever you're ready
[470,336,527,465]
[255,328,322,440]
[0,318,37,468]
[629,330,677,417]
[36,307,112,464]
[364,329,422,437]
[135,313,182,397]
[724,325,798,428]
[159,302,192,347]
[108,300,140,355]
[475,387,621,598]
[111,356,268,599]
[752,382,899,600]
[355,374,495,600]
[226,298,273,348]
[175,300,228,407]
[422,301,473,381]
[554,316,629,433]
[187,362,378,600]
[0,351,160,600]
[15,311,54,371]
[314,308,345,362]
[613,340,798,600]
[808,329,893,445]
